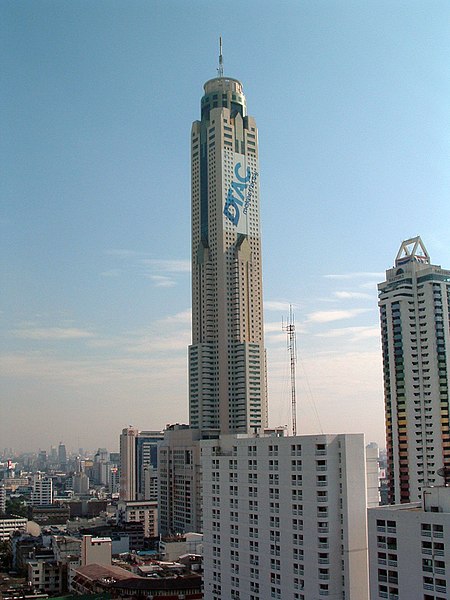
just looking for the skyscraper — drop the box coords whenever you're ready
[119,427,163,501]
[189,47,267,435]
[378,237,450,503]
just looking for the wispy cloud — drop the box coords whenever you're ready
[324,272,384,280]
[306,308,372,323]
[264,301,300,312]
[105,249,143,258]
[333,291,372,300]
[147,275,176,288]
[315,325,380,341]
[13,327,95,340]
[100,269,121,278]
[141,259,191,273]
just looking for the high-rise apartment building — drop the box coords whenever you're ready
[202,433,369,600]
[189,52,267,435]
[119,427,163,501]
[379,237,450,503]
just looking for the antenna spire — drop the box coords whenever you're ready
[282,305,298,436]
[217,36,224,77]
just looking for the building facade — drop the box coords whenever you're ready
[119,427,163,501]
[189,59,267,435]
[158,425,202,535]
[379,237,450,503]
[32,474,53,506]
[368,486,450,600]
[117,499,158,538]
[201,433,369,600]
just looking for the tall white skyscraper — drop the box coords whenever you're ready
[189,49,267,435]
[379,237,450,504]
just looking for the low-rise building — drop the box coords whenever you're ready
[0,515,27,540]
[117,499,158,538]
[81,535,112,567]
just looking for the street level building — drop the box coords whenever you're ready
[189,48,267,436]
[368,485,450,600]
[201,432,369,600]
[379,237,450,503]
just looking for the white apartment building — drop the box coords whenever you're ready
[379,237,450,503]
[202,432,369,600]
[32,473,53,506]
[189,47,267,435]
[368,485,450,600]
[0,485,6,513]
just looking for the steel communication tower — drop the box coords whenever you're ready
[282,305,297,436]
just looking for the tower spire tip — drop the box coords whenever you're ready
[217,36,224,78]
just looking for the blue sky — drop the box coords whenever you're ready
[2,0,450,452]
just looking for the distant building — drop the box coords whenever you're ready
[72,472,89,495]
[0,484,6,514]
[117,499,158,538]
[0,515,27,540]
[379,237,450,503]
[32,474,53,506]
[119,427,163,501]
[202,432,369,600]
[368,485,450,599]
[366,442,381,507]
[58,443,67,470]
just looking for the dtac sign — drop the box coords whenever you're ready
[223,157,258,234]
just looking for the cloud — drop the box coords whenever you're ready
[333,291,372,299]
[324,272,384,280]
[315,325,380,341]
[141,259,191,273]
[264,301,300,312]
[13,327,95,340]
[306,308,372,323]
[100,269,121,277]
[147,275,176,288]
[105,249,143,258]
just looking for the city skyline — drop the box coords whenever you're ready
[2,1,450,451]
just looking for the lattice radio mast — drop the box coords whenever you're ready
[282,305,297,436]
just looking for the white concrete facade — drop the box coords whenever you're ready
[32,474,53,506]
[158,426,202,535]
[189,72,267,435]
[379,237,450,503]
[368,486,450,600]
[201,433,369,600]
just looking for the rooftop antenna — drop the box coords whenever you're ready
[282,305,297,436]
[217,36,224,78]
